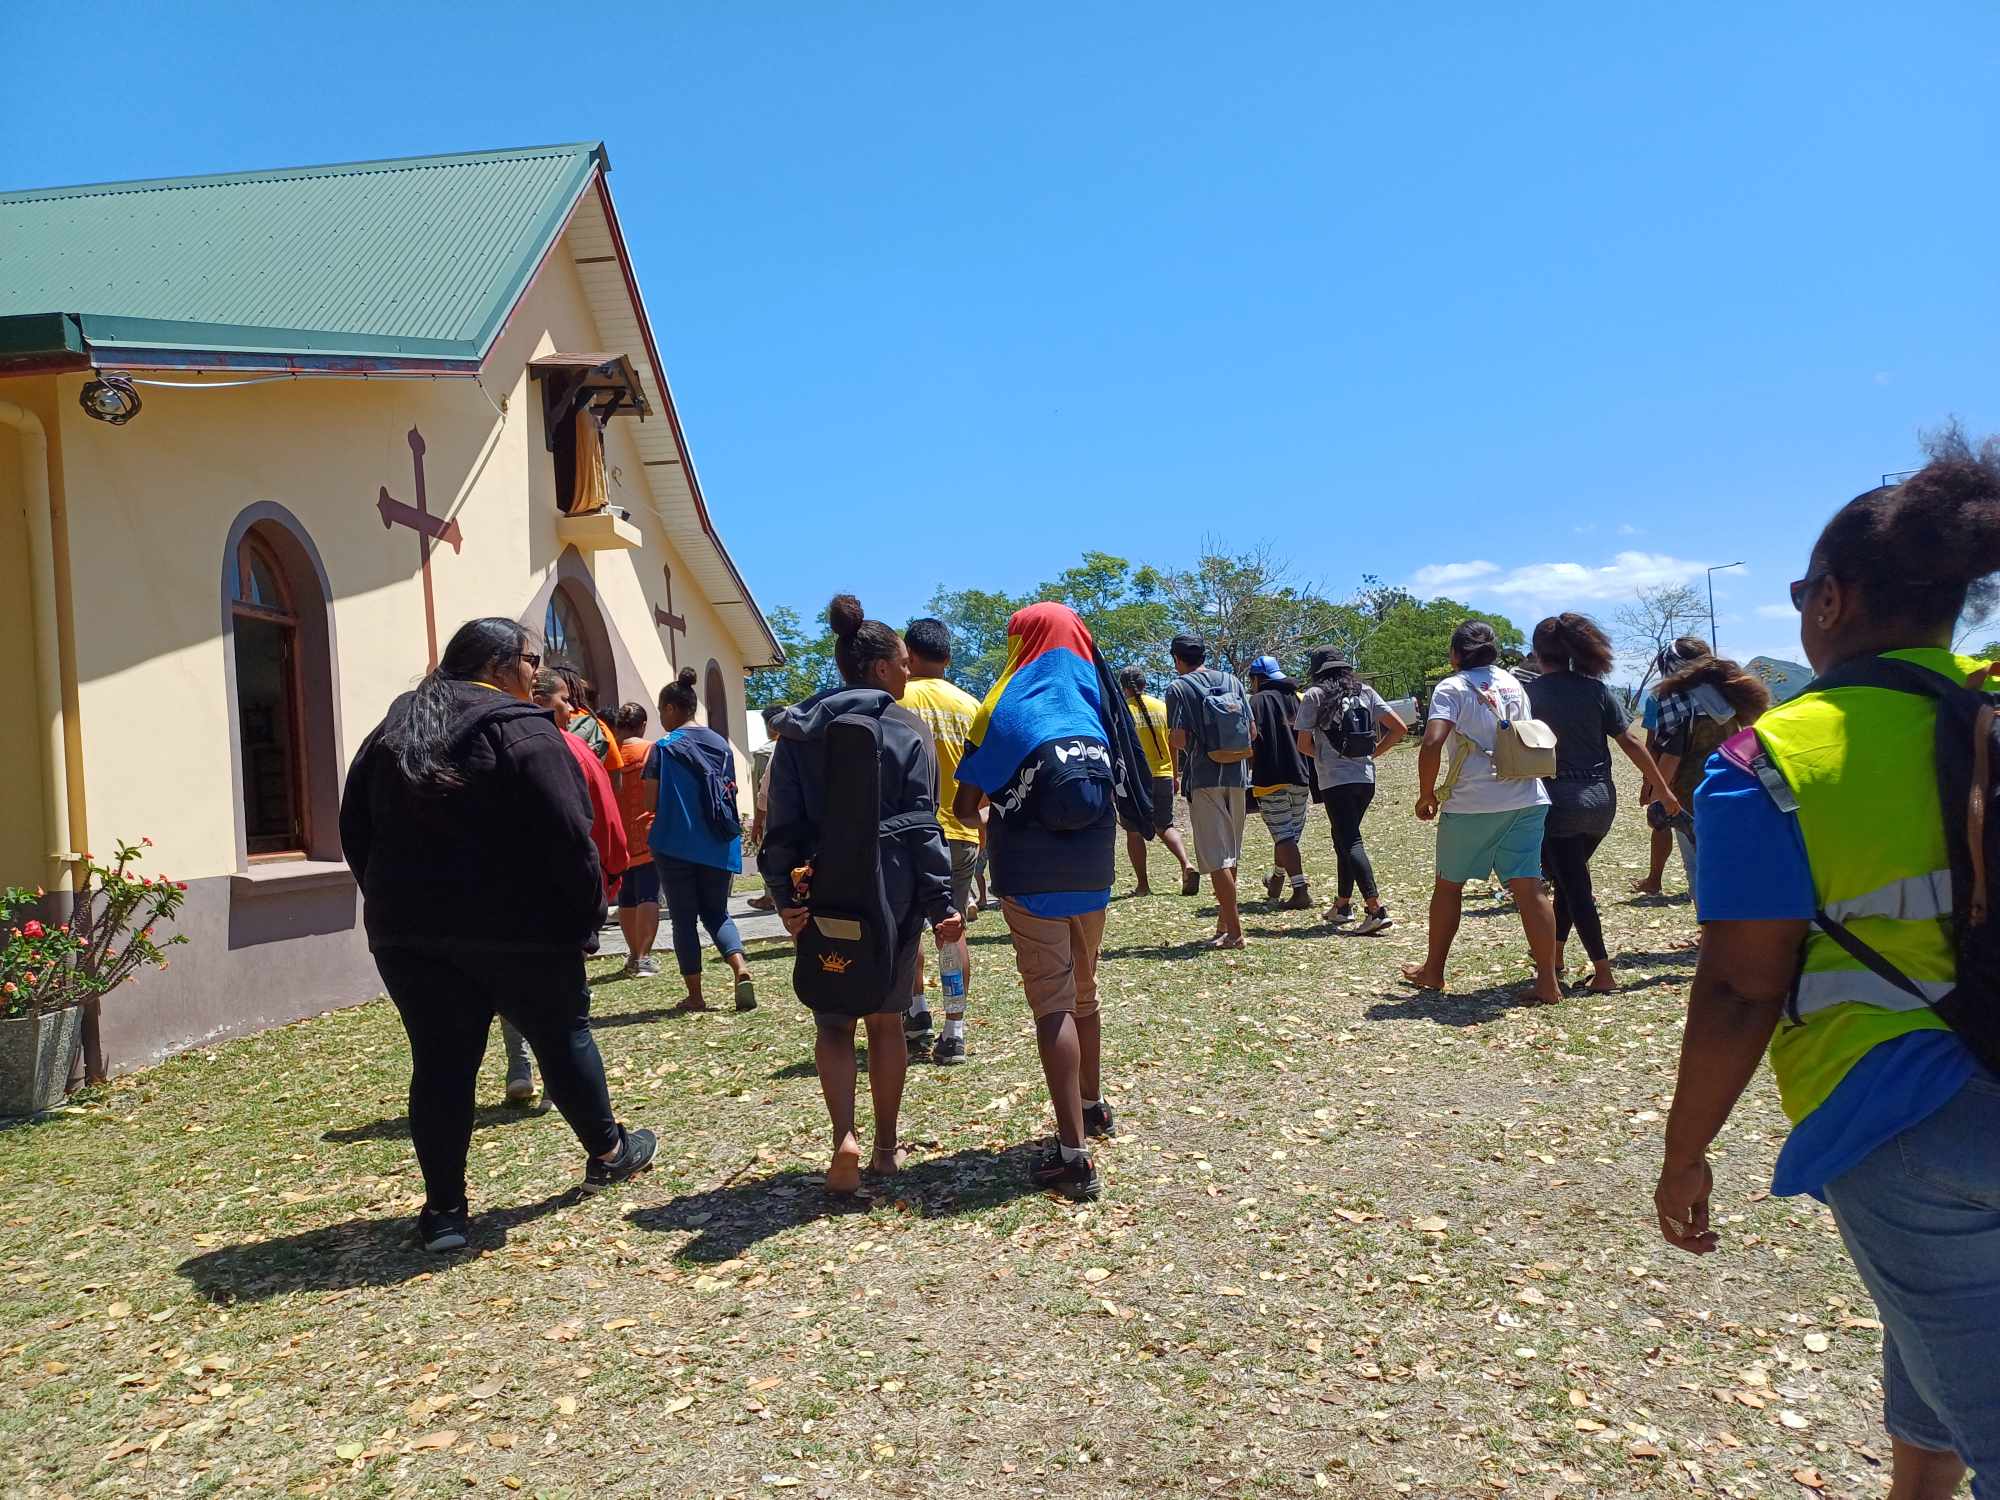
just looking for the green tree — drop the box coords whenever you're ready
[918,586,1021,696]
[1160,543,1340,675]
[1034,552,1174,677]
[743,605,838,710]
[1356,597,1523,701]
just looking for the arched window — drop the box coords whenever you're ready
[230,530,309,856]
[704,658,730,738]
[544,582,616,706]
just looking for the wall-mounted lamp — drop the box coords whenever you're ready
[79,375,142,426]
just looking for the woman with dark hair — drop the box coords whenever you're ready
[610,701,661,979]
[1117,665,1194,896]
[1650,644,1771,905]
[1526,614,1681,992]
[1657,428,2000,1497]
[1295,647,1408,932]
[644,668,756,1013]
[762,596,962,1193]
[1404,621,1560,1002]
[339,618,655,1252]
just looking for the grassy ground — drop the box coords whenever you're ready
[1,753,1902,1499]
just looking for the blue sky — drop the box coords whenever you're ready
[8,1,1997,668]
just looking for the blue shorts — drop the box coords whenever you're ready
[616,860,660,908]
[1436,805,1547,884]
[1821,1070,2000,1480]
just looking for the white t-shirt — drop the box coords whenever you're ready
[1427,667,1551,815]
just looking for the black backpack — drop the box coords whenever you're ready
[789,713,936,1018]
[1783,656,1999,1074]
[1319,687,1379,759]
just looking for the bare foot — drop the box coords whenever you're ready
[1134,883,1152,897]
[867,1145,906,1177]
[826,1136,863,1195]
[1207,933,1245,950]
[1515,982,1563,1005]
[1629,879,1662,896]
[1401,964,1444,989]
[672,996,710,1014]
[1586,964,1616,994]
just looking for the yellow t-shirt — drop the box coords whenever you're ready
[1127,694,1174,780]
[900,673,983,844]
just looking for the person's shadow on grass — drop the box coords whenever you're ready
[1364,987,1555,1028]
[174,1189,577,1302]
[628,1143,1047,1263]
[322,1103,546,1144]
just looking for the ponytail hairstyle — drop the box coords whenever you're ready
[1658,655,1772,727]
[1811,422,2000,635]
[658,667,699,722]
[1308,647,1359,732]
[612,701,650,739]
[1531,613,1616,678]
[827,594,902,686]
[553,664,592,711]
[1118,666,1163,753]
[388,617,530,793]
[1655,635,1712,681]
[1450,619,1500,669]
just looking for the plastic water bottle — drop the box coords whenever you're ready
[938,939,966,1003]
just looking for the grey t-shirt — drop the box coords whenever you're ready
[1164,667,1251,791]
[1296,681,1390,787]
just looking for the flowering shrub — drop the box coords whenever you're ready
[1,839,189,1021]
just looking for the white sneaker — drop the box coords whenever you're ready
[635,955,661,978]
[1351,910,1394,936]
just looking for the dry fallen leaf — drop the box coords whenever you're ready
[602,1318,638,1332]
[1412,1215,1449,1233]
[542,1322,581,1343]
[1628,1441,1661,1459]
[1802,1332,1830,1353]
[1214,1285,1247,1297]
[1514,1287,1546,1306]
[556,1396,578,1417]
[486,1432,516,1450]
[334,1442,363,1461]
[404,1430,458,1452]
[1778,1410,1808,1430]
[663,1396,694,1415]
[1792,1468,1825,1490]
[748,1376,782,1392]
[467,1380,503,1401]
[1082,1267,1112,1283]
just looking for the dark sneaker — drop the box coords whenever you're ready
[1352,910,1395,936]
[1264,872,1287,903]
[418,1202,469,1253]
[1083,1101,1117,1139]
[1181,869,1201,898]
[582,1125,658,1193]
[1283,886,1314,910]
[931,1032,966,1066]
[1031,1147,1101,1201]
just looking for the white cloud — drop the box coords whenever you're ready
[1409,560,1500,592]
[1616,523,1641,536]
[1755,603,1798,620]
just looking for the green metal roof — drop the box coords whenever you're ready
[0,143,606,364]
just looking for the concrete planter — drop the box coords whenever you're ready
[0,1006,83,1118]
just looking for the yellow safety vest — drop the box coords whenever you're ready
[1750,647,1988,1123]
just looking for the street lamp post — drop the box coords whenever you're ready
[1707,562,1746,651]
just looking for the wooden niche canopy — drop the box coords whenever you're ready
[529,352,652,514]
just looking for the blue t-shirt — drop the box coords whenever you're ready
[644,733,742,873]
[1014,889,1111,918]
[1693,754,1973,1200]
[1640,693,1659,734]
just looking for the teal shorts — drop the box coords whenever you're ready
[1436,805,1548,884]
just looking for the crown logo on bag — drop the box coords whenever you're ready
[817,952,853,975]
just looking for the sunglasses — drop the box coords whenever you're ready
[519,652,542,669]
[1788,573,1825,612]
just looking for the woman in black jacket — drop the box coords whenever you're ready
[340,617,656,1252]
[760,595,962,1194]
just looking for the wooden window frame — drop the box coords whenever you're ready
[230,531,311,861]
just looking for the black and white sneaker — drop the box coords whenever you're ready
[1031,1147,1101,1201]
[582,1125,658,1193]
[1083,1101,1117,1139]
[931,1032,966,1066]
[418,1202,470,1253]
[905,1007,934,1057]
[1351,909,1394,935]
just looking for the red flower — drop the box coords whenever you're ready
[175,882,188,891]
[21,920,45,940]
[141,837,154,847]
[22,972,36,985]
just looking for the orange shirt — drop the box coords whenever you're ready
[613,737,654,871]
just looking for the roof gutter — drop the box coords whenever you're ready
[0,399,82,893]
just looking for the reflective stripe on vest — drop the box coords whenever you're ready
[1822,868,1952,926]
[1793,967,1954,1016]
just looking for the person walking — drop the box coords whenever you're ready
[1294,648,1407,933]
[555,665,626,776]
[954,602,1155,1200]
[1525,615,1682,992]
[1650,640,1770,906]
[1402,621,1562,1003]
[610,702,662,978]
[1117,666,1195,896]
[762,596,962,1193]
[338,618,655,1252]
[746,705,784,912]
[1245,655,1315,909]
[499,668,630,1105]
[1656,432,2000,1498]
[643,668,757,1015]
[1165,635,1253,949]
[899,617,983,1065]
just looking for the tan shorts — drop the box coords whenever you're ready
[948,838,980,916]
[1188,785,1247,873]
[1000,899,1108,1021]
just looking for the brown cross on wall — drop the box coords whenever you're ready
[376,427,464,668]
[654,563,687,670]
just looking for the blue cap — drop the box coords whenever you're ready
[1249,654,1282,679]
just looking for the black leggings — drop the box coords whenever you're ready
[1541,829,1610,962]
[374,948,620,1212]
[1323,783,1378,904]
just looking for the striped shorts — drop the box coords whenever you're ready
[1255,785,1311,846]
